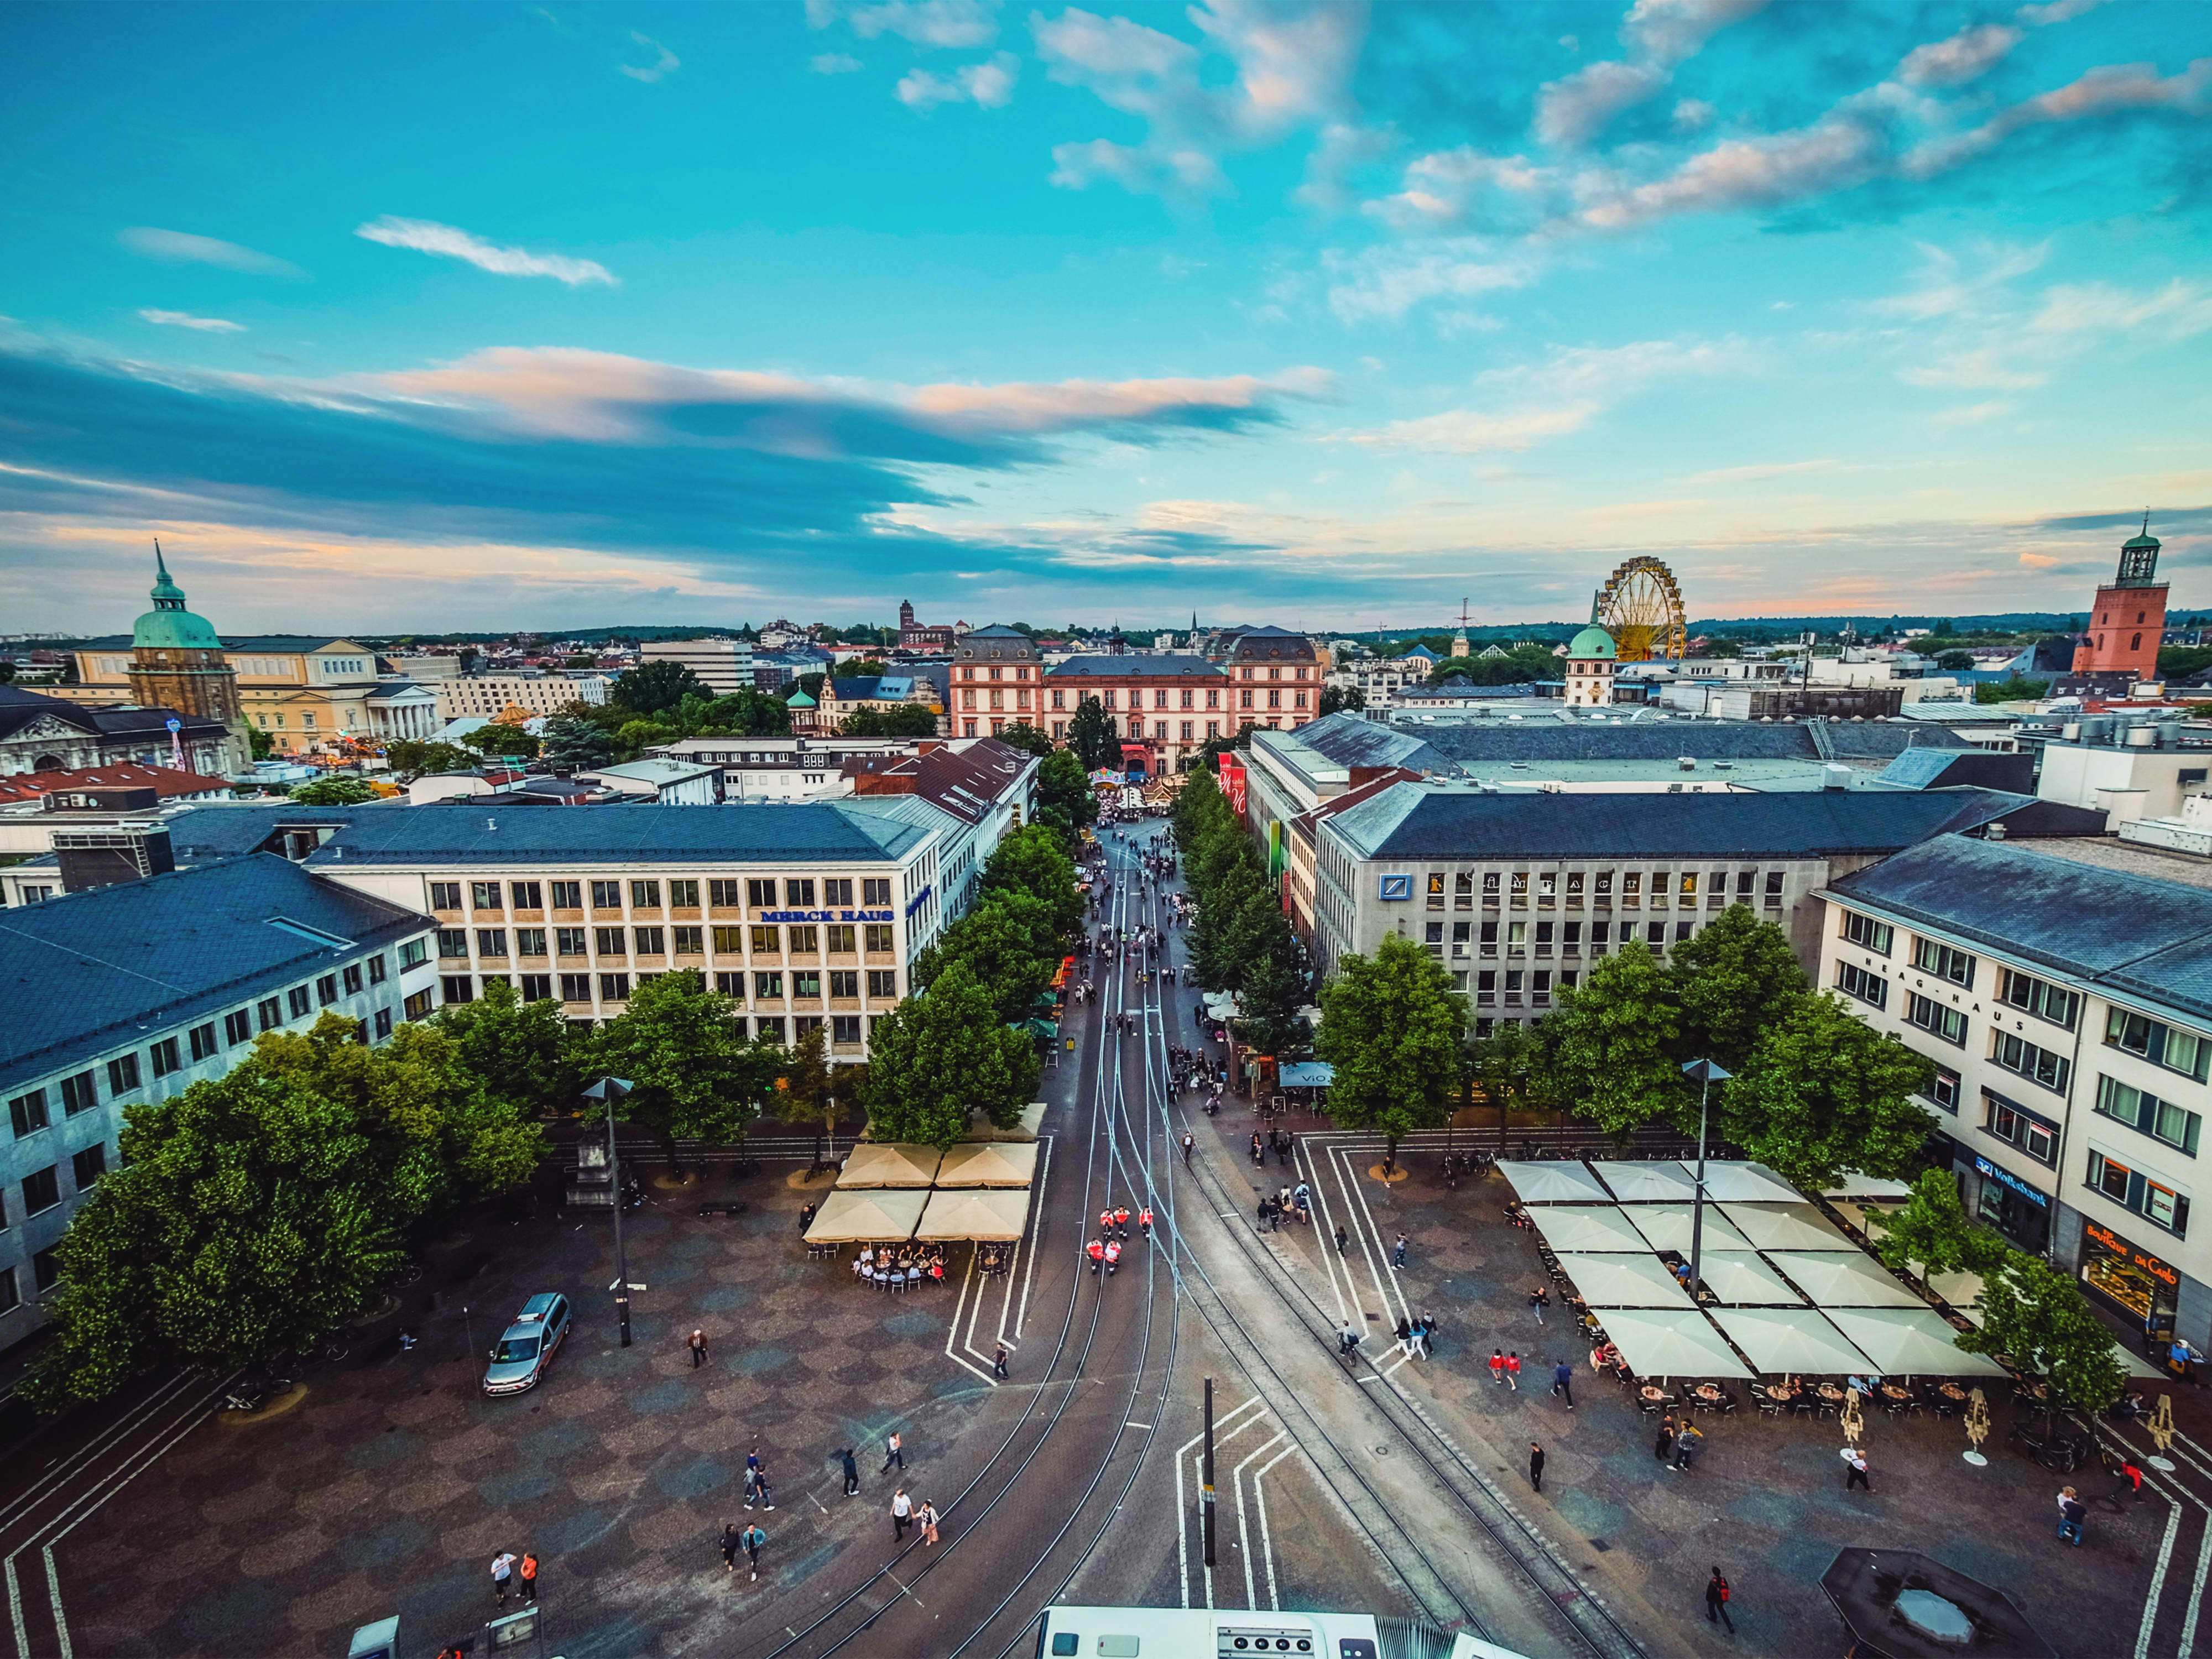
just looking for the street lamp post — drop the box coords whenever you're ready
[583,1077,635,1348]
[1680,1059,1731,1297]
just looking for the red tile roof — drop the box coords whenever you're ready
[0,763,234,806]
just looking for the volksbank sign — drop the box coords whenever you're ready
[761,909,895,923]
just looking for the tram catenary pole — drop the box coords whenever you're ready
[1202,1377,1217,1568]
[583,1077,635,1348]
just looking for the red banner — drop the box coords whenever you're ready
[1219,754,1247,819]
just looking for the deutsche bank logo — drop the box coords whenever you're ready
[1378,874,1412,901]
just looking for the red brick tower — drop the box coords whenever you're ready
[2072,515,2166,681]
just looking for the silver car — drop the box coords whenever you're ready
[482,1292,571,1396]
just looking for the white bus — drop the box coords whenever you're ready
[1034,1606,1533,1659]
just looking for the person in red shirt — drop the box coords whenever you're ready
[1113,1206,1130,1239]
[1086,1238,1105,1275]
[1505,1352,1521,1391]
[1138,1206,1154,1240]
[518,1552,538,1601]
[1490,1349,1506,1386]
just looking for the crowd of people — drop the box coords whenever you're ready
[852,1244,948,1290]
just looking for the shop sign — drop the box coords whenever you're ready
[1973,1154,2048,1207]
[762,909,893,923]
[1379,874,1413,901]
[2084,1220,2179,1287]
[903,885,932,919]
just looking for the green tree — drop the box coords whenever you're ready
[864,962,1041,1146]
[1313,934,1468,1172]
[1937,650,1976,671]
[614,719,677,760]
[1667,904,1810,1074]
[1543,942,1688,1141]
[1867,1168,2008,1280]
[1234,941,1310,1057]
[1720,993,1935,1191]
[384,739,481,779]
[461,724,540,759]
[288,776,378,805]
[573,971,778,1170]
[978,825,1086,940]
[2158,644,2212,680]
[247,725,275,760]
[839,702,939,738]
[426,978,579,1120]
[1066,697,1118,770]
[611,660,712,714]
[540,712,614,771]
[779,1021,838,1170]
[915,894,1057,1023]
[1316,683,1366,716]
[1958,1251,2127,1416]
[1188,855,1270,993]
[1034,747,1100,846]
[994,722,1056,758]
[1976,675,2052,705]
[1194,722,1258,773]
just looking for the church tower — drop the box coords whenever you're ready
[2071,515,2167,684]
[127,544,247,771]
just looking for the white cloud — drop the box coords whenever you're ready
[2016,0,2109,25]
[811,52,864,72]
[1672,97,1715,133]
[117,227,302,278]
[138,309,247,333]
[1321,238,1541,325]
[811,0,999,49]
[1687,458,1837,484]
[1361,145,1550,231]
[1577,116,1881,229]
[353,217,618,287]
[1903,57,2212,177]
[1050,138,1227,197]
[2030,278,2212,338]
[897,51,1019,108]
[619,31,681,82]
[1534,0,1767,148]
[1928,399,2014,426]
[1872,240,2048,320]
[1898,348,2047,389]
[1896,24,2020,88]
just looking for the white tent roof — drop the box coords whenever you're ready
[1719,1202,1850,1250]
[1558,1253,1694,1308]
[934,1141,1040,1188]
[1626,1204,1752,1254]
[1694,1251,1807,1306]
[1498,1160,1611,1204]
[836,1144,944,1188]
[1823,1307,2010,1378]
[1593,1308,1754,1381]
[1590,1160,1699,1202]
[1529,1206,1650,1253]
[1708,1308,1875,1375]
[1822,1174,1916,1200]
[915,1187,1032,1241]
[1680,1160,1802,1202]
[1765,1250,1925,1307]
[804,1188,928,1243]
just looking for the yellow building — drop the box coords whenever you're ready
[66,634,439,755]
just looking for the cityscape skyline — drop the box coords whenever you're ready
[2,1,2209,634]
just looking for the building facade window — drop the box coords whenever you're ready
[1835,962,1887,1009]
[8,1090,49,1139]
[1907,993,1968,1046]
[2095,1074,2202,1156]
[1990,1030,2070,1094]
[107,1053,140,1095]
[149,1036,181,1076]
[2105,1008,2212,1083]
[2000,969,2079,1030]
[2088,1149,2190,1237]
[59,1072,98,1116]
[22,1165,60,1217]
[1913,938,1977,987]
[1984,1093,2059,1165]
[1841,911,1893,954]
[1928,1066,1961,1113]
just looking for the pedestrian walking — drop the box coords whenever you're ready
[690,1328,708,1368]
[743,1464,761,1508]
[1672,1424,1702,1472]
[920,1500,941,1547]
[1552,1360,1575,1409]
[1182,1132,1195,1167]
[1528,1442,1546,1493]
[1655,1416,1676,1463]
[1392,1233,1408,1269]
[839,1448,860,1496]
[1705,1568,1734,1632]
[1528,1287,1547,1324]
[1395,1317,1413,1358]
[1334,1225,1348,1256]
[1844,1448,1870,1491]
[993,1343,1009,1379]
[490,1551,517,1605]
[891,1489,914,1541]
[884,1430,904,1472]
[1251,1133,1264,1166]
[1416,1314,1435,1359]
[518,1552,538,1602]
[755,1470,775,1511]
[1489,1348,1505,1386]
[2057,1486,2086,1546]
[1338,1320,1360,1360]
[742,1523,766,1579]
[1505,1351,1521,1391]
[721,1524,743,1573]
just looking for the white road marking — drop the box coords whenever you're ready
[1254,1441,1301,1611]
[1233,1430,1290,1609]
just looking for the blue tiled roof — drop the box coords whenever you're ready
[1827,835,2212,1023]
[301,801,934,867]
[0,854,428,1083]
[1047,655,1226,678]
[1327,784,2032,862]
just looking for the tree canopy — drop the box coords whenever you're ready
[839,702,938,738]
[539,712,614,772]
[1034,748,1099,847]
[863,961,1040,1146]
[572,971,780,1167]
[611,660,712,714]
[994,722,1056,759]
[287,776,379,805]
[1542,942,1689,1140]
[1313,934,1467,1165]
[426,978,580,1121]
[1720,993,1935,1191]
[915,893,1057,1023]
[1667,903,1811,1075]
[978,825,1086,940]
[1066,698,1117,771]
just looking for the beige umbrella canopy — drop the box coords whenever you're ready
[1694,1250,1806,1306]
[1530,1206,1650,1253]
[1497,1160,1611,1204]
[935,1142,1040,1188]
[1765,1250,1924,1308]
[1593,1308,1754,1381]
[804,1188,928,1244]
[1823,1307,2010,1378]
[836,1144,944,1188]
[1590,1161,1699,1203]
[1626,1204,1752,1254]
[1679,1161,1801,1203]
[1707,1308,1876,1375]
[916,1187,1031,1241]
[959,1102,1047,1143]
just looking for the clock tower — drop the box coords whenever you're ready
[127,543,248,771]
[2071,515,2167,683]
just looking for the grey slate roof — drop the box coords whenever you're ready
[301,801,935,867]
[1827,834,2212,1024]
[1047,655,1226,679]
[0,853,428,1082]
[1326,783,2036,862]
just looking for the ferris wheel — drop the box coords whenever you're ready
[1595,556,1688,661]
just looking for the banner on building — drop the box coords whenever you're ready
[1219,754,1247,820]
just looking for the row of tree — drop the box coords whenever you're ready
[1171,765,1308,1057]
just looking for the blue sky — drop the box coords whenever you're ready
[2,0,2209,636]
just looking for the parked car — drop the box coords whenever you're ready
[482,1293,571,1396]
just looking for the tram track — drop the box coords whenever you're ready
[743,843,1178,1659]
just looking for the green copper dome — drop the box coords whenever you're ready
[785,688,817,708]
[132,544,223,651]
[1567,623,1618,661]
[2124,529,2162,551]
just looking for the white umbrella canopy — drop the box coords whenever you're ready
[1823,1307,2010,1378]
[1590,1161,1700,1203]
[1557,1253,1695,1308]
[1719,1202,1850,1250]
[1593,1308,1754,1381]
[1627,1204,1753,1254]
[1530,1206,1651,1253]
[804,1188,928,1244]
[1708,1308,1876,1375]
[1680,1161,1802,1203]
[1765,1250,1925,1308]
[1498,1160,1611,1204]
[1695,1251,1806,1306]
[1822,1174,1916,1200]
